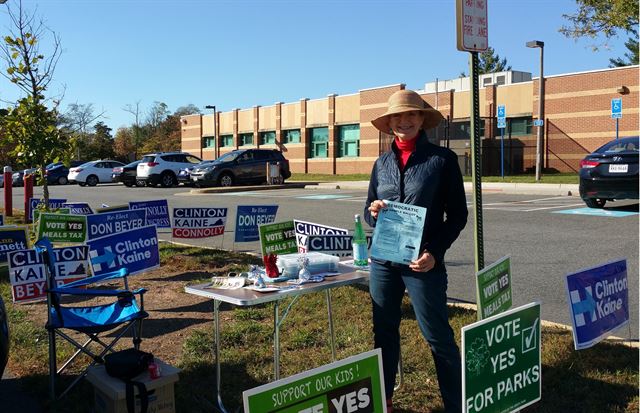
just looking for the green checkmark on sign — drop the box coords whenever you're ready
[462,302,541,413]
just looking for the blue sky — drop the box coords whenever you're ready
[0,0,633,133]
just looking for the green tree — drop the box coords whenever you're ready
[459,47,511,76]
[609,29,639,66]
[0,0,71,205]
[81,121,114,160]
[560,0,639,49]
[113,127,136,162]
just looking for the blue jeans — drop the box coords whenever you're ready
[369,260,462,413]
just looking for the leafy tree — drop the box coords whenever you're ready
[113,127,136,162]
[174,104,202,117]
[80,121,114,160]
[0,0,71,205]
[123,101,144,158]
[560,0,639,49]
[609,29,639,66]
[61,102,104,160]
[459,47,511,76]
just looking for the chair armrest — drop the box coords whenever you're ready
[49,287,130,297]
[62,268,129,289]
[132,288,148,295]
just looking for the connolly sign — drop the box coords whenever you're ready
[129,199,170,228]
[173,207,228,238]
[243,349,386,413]
[462,302,541,413]
[86,225,160,276]
[565,259,629,350]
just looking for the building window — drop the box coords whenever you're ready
[509,117,532,136]
[283,129,301,144]
[260,131,276,145]
[309,127,328,158]
[203,136,215,148]
[337,124,360,157]
[239,132,253,146]
[450,119,486,140]
[220,134,234,147]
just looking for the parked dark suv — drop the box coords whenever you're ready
[190,149,291,187]
[45,161,84,185]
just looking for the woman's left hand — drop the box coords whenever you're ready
[409,251,436,273]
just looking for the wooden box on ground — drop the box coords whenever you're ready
[86,359,180,413]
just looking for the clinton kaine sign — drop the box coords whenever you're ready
[172,208,228,238]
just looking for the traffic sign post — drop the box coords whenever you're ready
[611,98,622,140]
[497,105,506,178]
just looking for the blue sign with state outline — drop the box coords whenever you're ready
[86,225,159,276]
[565,259,629,350]
[611,98,622,119]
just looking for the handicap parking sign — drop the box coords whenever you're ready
[611,98,622,119]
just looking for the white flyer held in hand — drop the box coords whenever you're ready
[370,200,426,265]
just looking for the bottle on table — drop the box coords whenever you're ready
[352,214,368,267]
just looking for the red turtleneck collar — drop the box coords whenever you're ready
[394,136,417,171]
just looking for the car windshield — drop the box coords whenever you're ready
[216,152,240,162]
[46,162,63,169]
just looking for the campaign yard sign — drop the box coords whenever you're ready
[129,200,170,228]
[565,259,629,350]
[173,207,228,238]
[87,209,147,240]
[259,221,297,257]
[476,256,513,320]
[37,213,88,243]
[307,234,373,257]
[462,302,541,413]
[29,198,67,221]
[235,205,279,242]
[96,204,130,213]
[63,202,94,215]
[294,219,348,253]
[243,349,387,413]
[0,227,29,262]
[86,225,159,276]
[8,246,89,303]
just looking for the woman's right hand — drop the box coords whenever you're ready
[368,200,387,220]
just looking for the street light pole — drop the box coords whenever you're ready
[526,40,544,181]
[205,105,217,159]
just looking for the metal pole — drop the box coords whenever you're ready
[274,300,280,380]
[325,290,337,361]
[501,127,505,178]
[470,52,485,272]
[535,46,544,181]
[213,300,228,413]
[616,118,619,140]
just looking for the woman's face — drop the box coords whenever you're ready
[388,111,424,140]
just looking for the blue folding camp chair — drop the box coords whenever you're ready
[35,238,149,400]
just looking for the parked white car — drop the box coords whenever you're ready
[136,152,202,187]
[68,160,125,186]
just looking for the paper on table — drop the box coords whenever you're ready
[206,277,247,290]
[370,200,426,265]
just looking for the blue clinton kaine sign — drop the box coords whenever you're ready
[565,259,629,350]
[86,225,159,276]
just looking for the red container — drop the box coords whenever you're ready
[148,361,161,379]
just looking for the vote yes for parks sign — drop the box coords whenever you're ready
[462,302,541,413]
[565,259,629,350]
[243,349,386,413]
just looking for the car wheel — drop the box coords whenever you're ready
[124,182,133,187]
[146,181,156,187]
[584,198,606,208]
[218,173,234,187]
[78,182,86,187]
[160,172,177,188]
[136,180,145,187]
[86,175,99,187]
[57,176,68,185]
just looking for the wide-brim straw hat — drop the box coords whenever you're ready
[371,89,444,134]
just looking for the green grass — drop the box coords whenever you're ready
[1,243,637,412]
[290,172,579,184]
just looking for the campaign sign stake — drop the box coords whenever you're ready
[243,349,387,413]
[0,227,29,262]
[86,225,159,276]
[565,259,629,350]
[462,302,541,413]
[87,209,147,240]
[173,207,228,238]
[476,256,512,320]
[129,199,170,228]
[235,205,279,242]
[37,213,88,243]
[8,246,89,303]
[259,221,297,257]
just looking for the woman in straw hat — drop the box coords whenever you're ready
[364,89,468,412]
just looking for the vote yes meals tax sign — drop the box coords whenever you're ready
[37,213,88,243]
[243,349,387,413]
[462,302,541,413]
[565,259,629,350]
[172,207,227,238]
